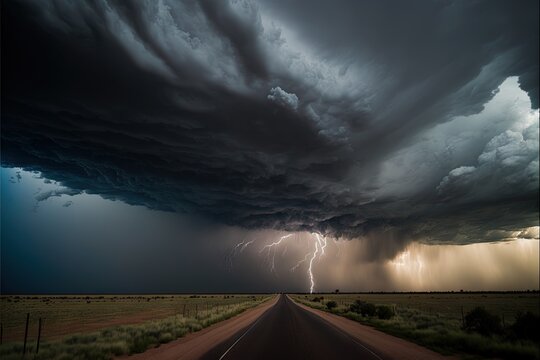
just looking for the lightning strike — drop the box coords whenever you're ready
[308,238,319,294]
[227,239,256,270]
[240,240,254,252]
[308,232,327,293]
[250,232,329,293]
[291,252,311,272]
[260,234,293,272]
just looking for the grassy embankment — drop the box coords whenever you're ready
[0,294,272,360]
[291,292,540,360]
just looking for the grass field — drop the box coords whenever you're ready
[292,292,540,360]
[0,294,272,360]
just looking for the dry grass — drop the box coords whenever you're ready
[0,294,272,360]
[292,292,540,360]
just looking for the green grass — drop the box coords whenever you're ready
[0,295,272,360]
[292,293,540,360]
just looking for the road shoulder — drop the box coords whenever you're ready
[118,295,278,360]
[289,296,455,360]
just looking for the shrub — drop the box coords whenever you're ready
[349,300,362,313]
[311,296,324,302]
[376,305,395,320]
[464,307,501,336]
[326,301,338,310]
[350,300,377,317]
[511,311,540,341]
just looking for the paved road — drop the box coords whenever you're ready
[201,294,383,360]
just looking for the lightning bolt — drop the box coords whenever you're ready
[227,238,255,270]
[291,252,311,272]
[233,239,254,254]
[240,240,254,252]
[260,234,293,272]
[233,241,245,252]
[308,237,319,294]
[234,232,329,293]
[308,233,327,293]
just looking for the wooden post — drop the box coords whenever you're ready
[182,304,186,317]
[195,304,198,318]
[36,318,42,354]
[1,322,3,345]
[461,306,465,328]
[23,313,30,356]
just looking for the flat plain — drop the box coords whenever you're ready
[1,292,538,360]
[292,292,540,360]
[0,294,270,359]
[294,292,540,319]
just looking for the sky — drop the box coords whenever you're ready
[1,0,539,293]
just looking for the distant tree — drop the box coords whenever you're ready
[335,289,340,294]
[326,301,338,310]
[464,307,502,336]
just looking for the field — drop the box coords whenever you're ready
[292,292,540,360]
[0,294,272,360]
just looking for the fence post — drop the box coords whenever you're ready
[195,304,198,318]
[461,306,465,328]
[36,318,42,354]
[182,304,186,317]
[23,313,30,356]
[1,322,3,345]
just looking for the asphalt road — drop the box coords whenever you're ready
[201,294,383,360]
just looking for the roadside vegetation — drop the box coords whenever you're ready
[0,294,271,360]
[292,292,540,360]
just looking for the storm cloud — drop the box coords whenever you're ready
[2,0,538,244]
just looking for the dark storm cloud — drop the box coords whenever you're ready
[1,0,538,244]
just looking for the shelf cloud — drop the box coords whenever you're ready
[2,0,538,245]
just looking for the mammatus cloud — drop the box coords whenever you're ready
[1,0,538,245]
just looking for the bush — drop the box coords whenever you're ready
[376,305,395,320]
[464,307,502,336]
[326,301,338,310]
[349,300,361,313]
[511,311,540,341]
[350,300,377,317]
[311,296,324,302]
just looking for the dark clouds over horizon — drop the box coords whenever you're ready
[2,167,538,294]
[2,0,539,245]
